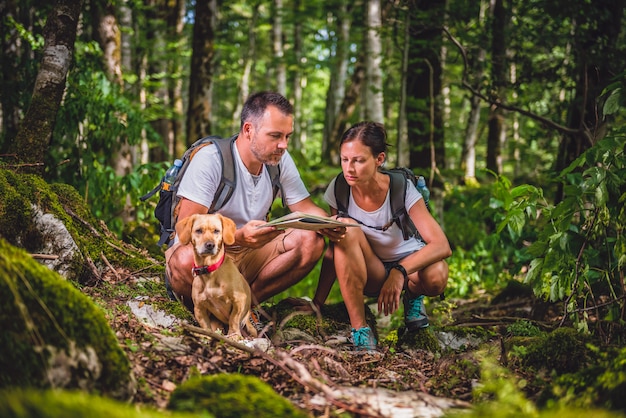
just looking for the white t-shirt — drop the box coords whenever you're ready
[177,140,310,228]
[324,175,425,262]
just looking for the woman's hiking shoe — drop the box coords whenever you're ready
[403,293,429,331]
[351,326,377,351]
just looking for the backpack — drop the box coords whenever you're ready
[333,167,425,240]
[140,134,282,247]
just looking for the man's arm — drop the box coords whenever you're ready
[177,198,209,221]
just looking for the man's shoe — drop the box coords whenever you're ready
[403,292,429,331]
[249,309,266,335]
[351,326,377,351]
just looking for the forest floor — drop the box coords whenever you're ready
[83,268,565,417]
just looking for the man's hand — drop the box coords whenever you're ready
[378,270,404,316]
[235,220,285,248]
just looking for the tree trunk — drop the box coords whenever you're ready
[186,0,217,144]
[486,0,506,175]
[291,0,303,151]
[330,55,366,165]
[273,0,287,96]
[555,0,625,200]
[363,0,384,123]
[396,7,410,167]
[461,0,488,182]
[231,2,259,133]
[322,3,351,159]
[406,0,446,176]
[13,0,83,175]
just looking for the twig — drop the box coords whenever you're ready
[101,252,120,281]
[106,240,132,257]
[182,324,384,417]
[64,207,102,237]
[30,254,59,260]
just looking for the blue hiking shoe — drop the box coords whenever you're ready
[403,293,429,331]
[351,326,377,351]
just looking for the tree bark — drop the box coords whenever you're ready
[13,0,83,174]
[486,0,506,175]
[322,3,351,159]
[186,0,217,144]
[363,0,384,123]
[273,0,287,96]
[406,0,446,175]
[291,0,303,151]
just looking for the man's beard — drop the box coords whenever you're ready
[250,138,283,166]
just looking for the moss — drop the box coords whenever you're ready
[0,239,135,399]
[0,389,198,418]
[399,327,441,353]
[168,373,308,418]
[0,169,161,283]
[521,327,591,374]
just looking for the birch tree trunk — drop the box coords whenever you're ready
[363,0,384,123]
[461,0,488,183]
[14,0,83,175]
[273,0,287,96]
[291,0,303,150]
[322,3,351,158]
[396,7,410,167]
[187,0,217,143]
[231,3,259,132]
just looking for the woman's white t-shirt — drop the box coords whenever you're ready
[324,175,425,262]
[177,140,310,228]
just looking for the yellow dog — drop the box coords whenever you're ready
[176,214,257,339]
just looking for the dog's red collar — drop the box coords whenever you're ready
[191,253,225,276]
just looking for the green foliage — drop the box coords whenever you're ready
[168,373,308,418]
[493,130,626,333]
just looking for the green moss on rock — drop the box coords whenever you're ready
[0,389,198,418]
[521,327,590,374]
[0,239,136,400]
[168,373,308,418]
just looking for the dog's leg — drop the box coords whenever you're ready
[194,304,212,330]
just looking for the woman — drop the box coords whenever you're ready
[314,121,451,350]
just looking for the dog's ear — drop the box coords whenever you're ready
[219,215,237,245]
[175,215,196,245]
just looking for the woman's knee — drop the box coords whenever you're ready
[413,261,448,296]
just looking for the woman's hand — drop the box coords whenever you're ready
[317,226,347,243]
[378,270,404,316]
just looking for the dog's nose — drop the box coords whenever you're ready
[201,242,216,254]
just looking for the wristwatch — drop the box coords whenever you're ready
[390,263,408,280]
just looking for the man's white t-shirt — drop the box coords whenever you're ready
[324,176,425,262]
[177,140,310,228]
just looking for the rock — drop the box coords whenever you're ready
[0,238,136,400]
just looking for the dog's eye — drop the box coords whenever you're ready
[214,229,221,235]
[194,228,203,235]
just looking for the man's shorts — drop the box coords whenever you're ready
[227,229,296,283]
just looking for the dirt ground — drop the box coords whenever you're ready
[83,270,561,417]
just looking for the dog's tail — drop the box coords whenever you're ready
[243,310,259,338]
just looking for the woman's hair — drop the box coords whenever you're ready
[340,121,389,158]
[241,91,294,128]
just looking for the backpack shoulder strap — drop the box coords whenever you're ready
[209,135,237,212]
[266,164,283,207]
[333,172,350,216]
[384,169,417,240]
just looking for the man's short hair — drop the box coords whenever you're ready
[240,92,294,129]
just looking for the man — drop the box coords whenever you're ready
[166,92,343,310]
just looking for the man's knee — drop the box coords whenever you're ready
[294,230,325,264]
[166,243,194,299]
